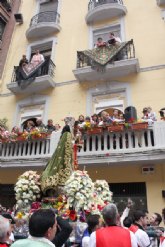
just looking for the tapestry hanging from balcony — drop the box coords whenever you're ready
[15,60,45,89]
[78,41,128,71]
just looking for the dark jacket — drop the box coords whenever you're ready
[52,216,72,247]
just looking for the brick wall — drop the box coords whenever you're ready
[0,0,21,79]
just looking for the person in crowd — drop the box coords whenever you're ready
[11,126,21,134]
[11,209,57,247]
[19,55,28,67]
[129,210,151,247]
[159,108,165,120]
[13,218,28,240]
[107,32,121,46]
[36,118,45,129]
[46,119,56,132]
[98,111,113,125]
[141,107,156,125]
[25,120,35,132]
[91,114,99,125]
[146,212,163,247]
[95,37,107,48]
[30,50,45,68]
[159,208,165,247]
[52,215,72,247]
[81,214,102,247]
[78,115,85,126]
[120,198,134,227]
[147,107,157,121]
[54,124,61,132]
[1,213,15,244]
[89,203,138,247]
[0,215,11,247]
[111,109,124,123]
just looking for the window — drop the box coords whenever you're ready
[93,24,121,47]
[92,91,126,114]
[109,182,147,213]
[0,16,6,40]
[39,0,58,12]
[30,41,53,60]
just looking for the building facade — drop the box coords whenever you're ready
[0,0,165,213]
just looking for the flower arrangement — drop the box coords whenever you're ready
[94,180,112,204]
[14,171,41,209]
[0,128,50,143]
[64,170,94,212]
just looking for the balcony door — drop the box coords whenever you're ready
[109,182,147,214]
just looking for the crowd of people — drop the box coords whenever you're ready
[1,201,165,247]
[75,106,157,129]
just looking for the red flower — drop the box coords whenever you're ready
[69,210,77,221]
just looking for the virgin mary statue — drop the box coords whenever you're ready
[41,117,75,196]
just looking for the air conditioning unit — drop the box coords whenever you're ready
[141,166,155,174]
[14,13,23,24]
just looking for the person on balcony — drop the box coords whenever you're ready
[30,50,45,68]
[36,118,45,129]
[107,32,121,46]
[141,107,156,125]
[95,37,107,48]
[111,109,125,123]
[46,119,56,133]
[19,55,28,67]
[98,111,113,126]
[25,120,35,132]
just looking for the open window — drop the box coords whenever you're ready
[93,24,121,48]
[30,40,53,60]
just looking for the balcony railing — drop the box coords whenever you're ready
[11,58,55,83]
[88,0,124,11]
[77,40,135,68]
[0,131,60,161]
[0,0,11,11]
[30,11,60,27]
[78,122,165,165]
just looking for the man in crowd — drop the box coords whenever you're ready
[89,203,138,247]
[0,215,11,247]
[129,210,151,247]
[147,213,163,247]
[46,119,56,132]
[11,209,57,247]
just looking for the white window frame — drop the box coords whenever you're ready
[36,0,62,14]
[89,17,126,49]
[13,95,50,128]
[86,81,132,116]
[26,37,57,61]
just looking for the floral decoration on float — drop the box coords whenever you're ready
[14,171,41,209]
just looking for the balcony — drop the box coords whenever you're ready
[73,40,139,82]
[157,0,165,6]
[86,0,127,24]
[0,0,11,12]
[78,122,165,166]
[0,131,61,168]
[7,58,56,95]
[26,11,61,40]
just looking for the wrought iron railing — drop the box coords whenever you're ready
[11,58,55,83]
[30,11,60,27]
[88,0,124,11]
[0,0,12,11]
[76,39,135,68]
